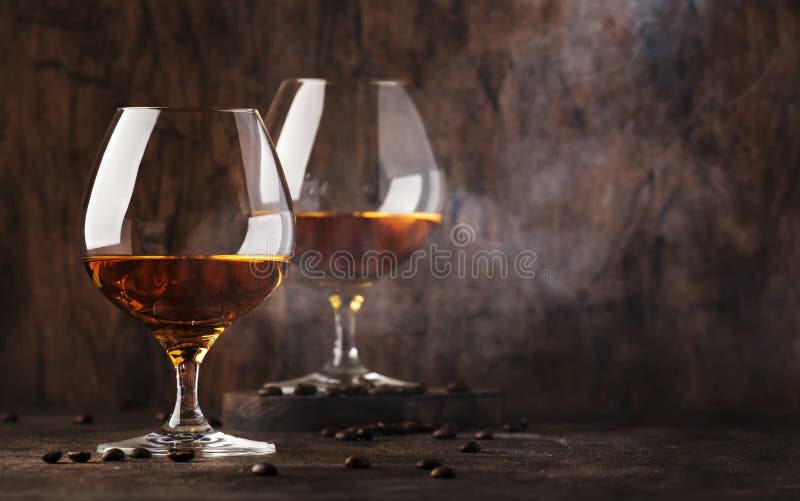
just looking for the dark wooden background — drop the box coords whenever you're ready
[1,0,799,420]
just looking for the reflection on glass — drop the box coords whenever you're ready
[81,108,294,456]
[263,79,444,391]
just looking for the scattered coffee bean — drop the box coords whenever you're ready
[519,418,528,431]
[154,410,169,422]
[442,422,460,433]
[502,421,522,432]
[345,454,370,469]
[430,466,455,479]
[259,386,283,396]
[474,430,494,440]
[72,413,93,425]
[335,430,357,441]
[433,427,456,439]
[207,417,223,428]
[346,425,360,433]
[251,462,278,476]
[401,421,421,434]
[460,441,481,453]
[445,381,469,393]
[324,387,342,397]
[321,426,339,437]
[67,451,92,463]
[356,427,374,441]
[293,383,318,396]
[102,448,125,461]
[129,447,152,459]
[1,411,18,423]
[343,384,367,396]
[41,451,62,464]
[416,458,442,470]
[167,448,194,462]
[376,422,393,435]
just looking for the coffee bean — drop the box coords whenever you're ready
[356,427,374,441]
[129,447,152,459]
[433,427,456,439]
[343,384,367,396]
[442,422,460,433]
[321,426,339,437]
[67,451,91,463]
[335,430,357,441]
[259,386,283,397]
[519,418,528,430]
[346,425,360,433]
[72,413,93,425]
[460,441,481,453]
[474,430,494,440]
[251,462,278,476]
[167,448,194,462]
[154,411,169,422]
[502,422,522,432]
[293,383,318,396]
[430,466,455,479]
[324,387,342,397]
[420,422,435,433]
[416,458,442,470]
[41,451,62,464]
[445,381,469,393]
[344,454,370,469]
[400,421,421,434]
[376,422,393,435]
[1,411,18,423]
[102,448,125,461]
[207,417,223,428]
[389,422,407,435]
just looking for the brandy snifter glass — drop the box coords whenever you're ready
[263,79,444,391]
[81,108,294,456]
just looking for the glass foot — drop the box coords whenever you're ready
[97,430,275,457]
[265,369,418,393]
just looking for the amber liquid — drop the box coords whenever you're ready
[294,212,440,286]
[83,255,288,364]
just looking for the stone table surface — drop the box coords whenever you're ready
[2,413,800,499]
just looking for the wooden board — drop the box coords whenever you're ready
[223,389,505,431]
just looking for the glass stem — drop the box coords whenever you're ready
[164,360,212,435]
[324,292,367,376]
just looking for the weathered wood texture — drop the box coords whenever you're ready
[3,414,800,499]
[1,0,800,419]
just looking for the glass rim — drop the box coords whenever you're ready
[285,78,408,86]
[116,106,259,113]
